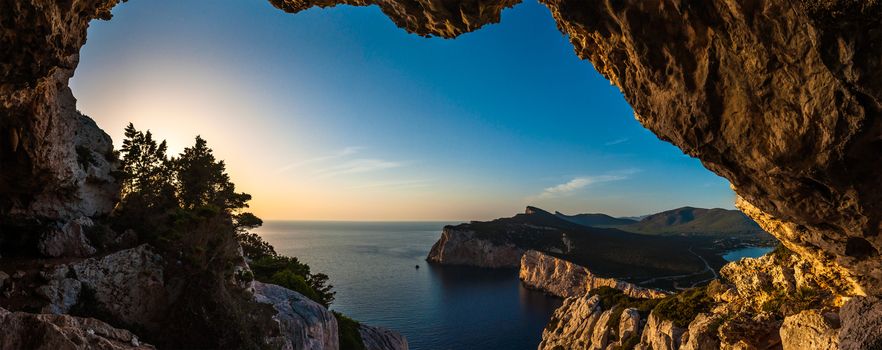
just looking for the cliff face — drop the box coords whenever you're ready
[539,247,881,350]
[1,0,121,258]
[519,250,667,299]
[426,226,524,268]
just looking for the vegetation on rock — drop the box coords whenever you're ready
[99,123,342,348]
[334,311,367,350]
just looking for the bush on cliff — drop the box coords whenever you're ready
[334,311,367,350]
[652,286,713,328]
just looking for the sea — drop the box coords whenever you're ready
[722,246,775,262]
[256,221,563,350]
[256,221,775,350]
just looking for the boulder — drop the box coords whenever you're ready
[779,309,839,350]
[0,307,153,350]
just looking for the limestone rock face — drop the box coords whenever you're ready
[0,0,120,258]
[679,313,722,350]
[252,281,339,350]
[838,296,882,350]
[38,216,97,257]
[39,245,168,328]
[0,307,153,350]
[426,226,523,268]
[635,313,685,350]
[539,295,603,350]
[520,249,668,299]
[718,244,848,314]
[358,324,409,350]
[617,308,641,346]
[779,310,840,350]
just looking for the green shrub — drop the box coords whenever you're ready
[250,255,336,307]
[652,286,713,328]
[760,286,827,317]
[334,311,366,350]
[588,286,662,314]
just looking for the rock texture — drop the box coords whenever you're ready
[779,309,840,350]
[520,249,668,299]
[539,294,604,350]
[252,281,340,350]
[0,0,120,258]
[39,245,168,328]
[0,307,153,350]
[838,296,882,350]
[717,246,846,312]
[635,313,685,350]
[358,324,409,350]
[679,313,722,350]
[426,226,523,268]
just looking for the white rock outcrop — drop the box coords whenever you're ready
[539,295,604,349]
[253,281,339,350]
[520,250,668,299]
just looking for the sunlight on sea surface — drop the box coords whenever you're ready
[256,221,562,350]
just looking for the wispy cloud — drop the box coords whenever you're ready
[313,158,403,178]
[347,179,432,190]
[535,169,639,199]
[275,146,362,174]
[604,137,630,146]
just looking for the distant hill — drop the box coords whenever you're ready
[434,206,726,286]
[554,211,638,227]
[428,206,777,290]
[616,207,768,237]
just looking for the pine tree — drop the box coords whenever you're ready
[174,136,250,211]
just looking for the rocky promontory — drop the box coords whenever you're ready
[426,226,524,268]
[520,250,667,299]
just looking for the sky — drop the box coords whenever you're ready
[70,0,736,221]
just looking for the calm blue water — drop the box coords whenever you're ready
[256,221,562,350]
[722,246,775,262]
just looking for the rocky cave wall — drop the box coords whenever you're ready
[1,0,121,256]
[2,0,881,297]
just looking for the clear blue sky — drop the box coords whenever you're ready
[70,0,735,221]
